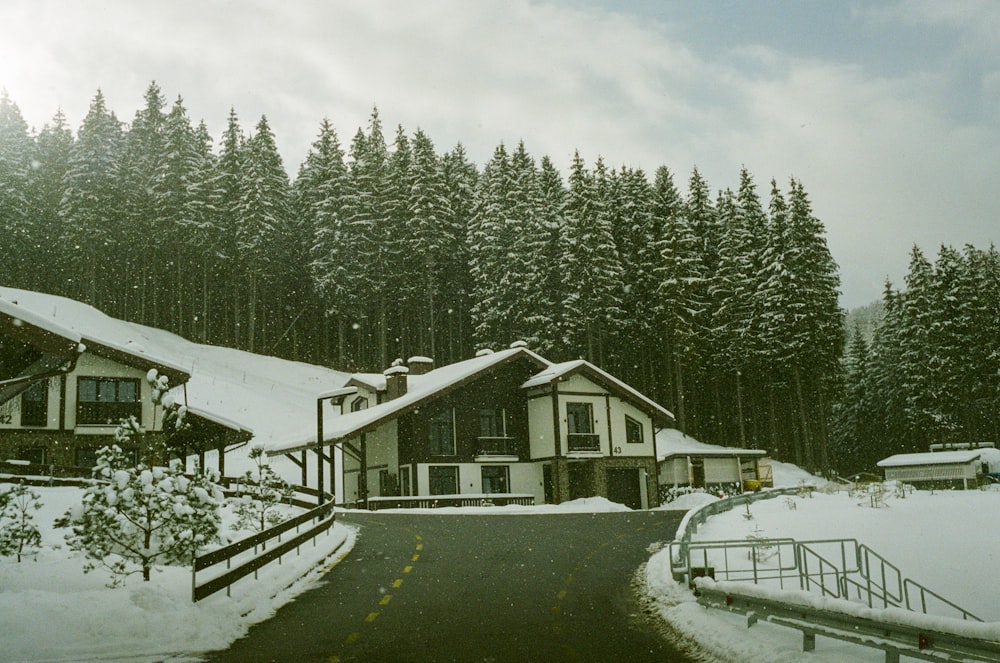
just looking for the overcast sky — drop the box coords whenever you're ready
[2,0,998,309]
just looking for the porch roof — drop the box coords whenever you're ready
[877,450,982,468]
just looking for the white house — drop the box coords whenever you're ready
[877,450,989,489]
[267,346,676,509]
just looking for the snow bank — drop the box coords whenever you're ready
[0,486,355,662]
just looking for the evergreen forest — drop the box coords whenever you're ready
[17,81,986,476]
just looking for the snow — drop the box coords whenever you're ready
[656,427,766,459]
[877,449,981,467]
[0,485,355,663]
[643,483,1000,661]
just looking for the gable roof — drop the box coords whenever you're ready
[656,428,765,461]
[267,347,550,455]
[0,287,190,384]
[877,450,982,468]
[522,359,675,426]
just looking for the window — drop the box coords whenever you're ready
[566,402,593,434]
[20,380,48,427]
[479,407,506,438]
[77,377,141,425]
[625,416,644,444]
[350,396,369,412]
[566,402,598,452]
[428,466,458,495]
[429,409,455,456]
[481,466,510,494]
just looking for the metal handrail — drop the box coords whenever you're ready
[697,583,1000,662]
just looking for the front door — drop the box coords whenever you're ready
[606,468,642,509]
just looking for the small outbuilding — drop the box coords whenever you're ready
[877,450,988,489]
[656,429,771,495]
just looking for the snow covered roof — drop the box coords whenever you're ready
[268,347,551,455]
[521,359,675,425]
[877,450,983,468]
[656,428,766,461]
[0,295,82,351]
[0,287,190,383]
[0,288,350,448]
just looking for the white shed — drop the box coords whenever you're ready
[656,429,769,492]
[877,450,984,489]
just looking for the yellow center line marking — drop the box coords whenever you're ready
[557,589,568,600]
[403,565,413,573]
[411,553,420,561]
[574,562,584,570]
[551,623,563,634]
[380,595,392,606]
[392,578,403,588]
[365,611,379,623]
[344,632,360,645]
[329,657,341,663]
[415,534,422,541]
[551,605,562,616]
[416,543,423,551]
[565,575,574,585]
[584,551,594,560]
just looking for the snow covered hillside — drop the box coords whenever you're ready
[645,483,1000,662]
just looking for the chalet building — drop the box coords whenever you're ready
[0,290,250,475]
[270,345,675,508]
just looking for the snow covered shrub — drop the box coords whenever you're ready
[58,445,224,585]
[0,482,43,562]
[231,446,293,534]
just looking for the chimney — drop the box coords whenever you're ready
[384,365,409,400]
[407,356,434,375]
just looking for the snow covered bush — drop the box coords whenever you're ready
[0,482,43,562]
[57,445,224,585]
[232,446,293,533]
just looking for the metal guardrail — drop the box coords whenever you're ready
[191,499,336,602]
[674,537,982,622]
[670,485,808,580]
[697,583,1000,663]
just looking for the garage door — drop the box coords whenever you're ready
[606,468,642,509]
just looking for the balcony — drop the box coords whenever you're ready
[567,433,601,453]
[476,436,518,457]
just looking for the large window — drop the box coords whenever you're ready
[566,402,593,434]
[481,465,510,494]
[20,380,48,427]
[566,402,599,451]
[77,377,140,425]
[429,409,456,456]
[428,466,459,495]
[625,415,644,444]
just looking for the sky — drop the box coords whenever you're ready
[1,0,998,309]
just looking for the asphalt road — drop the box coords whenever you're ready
[203,510,694,663]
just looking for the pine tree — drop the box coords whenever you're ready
[0,482,43,563]
[562,153,624,364]
[233,446,293,532]
[236,115,291,352]
[28,109,75,294]
[59,90,124,306]
[300,119,351,364]
[0,90,35,289]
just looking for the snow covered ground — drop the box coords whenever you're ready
[645,478,1000,662]
[0,485,354,663]
[5,458,1000,663]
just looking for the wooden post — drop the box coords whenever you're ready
[316,398,325,506]
[551,383,562,504]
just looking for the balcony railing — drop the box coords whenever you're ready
[567,433,600,452]
[476,436,518,456]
